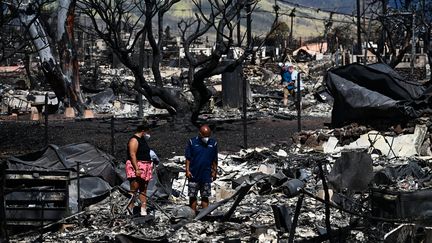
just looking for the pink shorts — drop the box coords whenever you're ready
[125,160,153,181]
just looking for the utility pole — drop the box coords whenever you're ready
[411,12,415,74]
[246,0,251,46]
[356,0,362,54]
[237,1,241,46]
[289,8,295,48]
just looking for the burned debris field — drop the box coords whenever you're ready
[3,63,432,242]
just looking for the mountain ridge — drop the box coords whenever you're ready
[164,0,359,39]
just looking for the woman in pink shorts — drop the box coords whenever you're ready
[126,124,153,216]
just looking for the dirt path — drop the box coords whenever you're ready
[0,116,330,161]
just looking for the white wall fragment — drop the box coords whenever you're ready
[322,125,428,159]
[323,136,339,154]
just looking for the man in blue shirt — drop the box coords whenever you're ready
[279,62,300,107]
[279,62,292,106]
[185,125,218,213]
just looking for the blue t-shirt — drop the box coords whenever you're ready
[185,136,218,183]
[281,70,294,90]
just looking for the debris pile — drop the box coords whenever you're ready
[8,126,432,242]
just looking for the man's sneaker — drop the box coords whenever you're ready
[140,207,147,216]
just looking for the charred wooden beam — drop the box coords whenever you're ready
[288,194,304,243]
[318,160,333,243]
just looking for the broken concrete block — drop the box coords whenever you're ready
[123,103,132,113]
[276,149,287,157]
[258,164,276,175]
[215,187,235,201]
[64,107,75,118]
[83,109,95,119]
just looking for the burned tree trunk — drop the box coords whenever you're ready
[80,0,194,122]
[178,0,279,124]
[17,3,84,114]
[57,0,84,113]
[115,50,189,118]
[427,28,432,82]
[18,12,67,104]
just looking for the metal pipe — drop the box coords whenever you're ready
[77,161,81,226]
[289,9,295,48]
[237,1,241,46]
[111,117,115,155]
[44,93,49,146]
[288,194,304,243]
[411,12,415,74]
[318,161,333,243]
[297,73,301,132]
[246,1,251,46]
[356,0,362,54]
[138,94,143,118]
[242,66,248,148]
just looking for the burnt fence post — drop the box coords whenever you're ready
[318,160,333,242]
[111,117,115,156]
[44,93,49,146]
[296,73,302,132]
[242,69,248,149]
[288,194,304,243]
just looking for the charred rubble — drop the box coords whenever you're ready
[5,129,432,242]
[2,61,432,242]
[1,59,333,121]
[5,115,432,242]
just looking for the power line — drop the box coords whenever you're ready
[168,3,377,26]
[276,0,358,18]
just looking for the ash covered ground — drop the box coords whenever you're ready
[0,116,329,161]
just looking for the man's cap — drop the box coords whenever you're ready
[285,62,293,67]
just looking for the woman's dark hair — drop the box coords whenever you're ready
[136,124,150,132]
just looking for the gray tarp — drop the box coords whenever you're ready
[325,63,428,126]
[7,143,120,211]
[7,143,119,185]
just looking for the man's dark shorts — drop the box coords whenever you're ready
[188,182,211,198]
